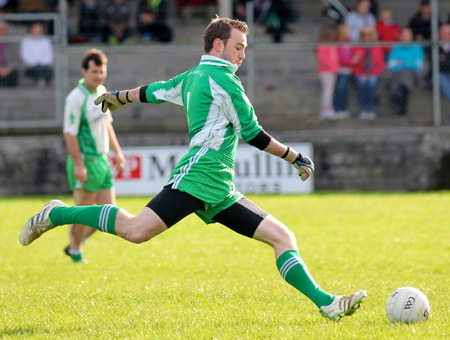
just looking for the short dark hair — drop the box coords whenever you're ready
[81,48,108,70]
[203,16,248,53]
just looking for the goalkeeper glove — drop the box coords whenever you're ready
[94,90,130,113]
[292,153,315,181]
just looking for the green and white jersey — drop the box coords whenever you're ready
[63,79,112,155]
[143,55,262,159]
[142,55,264,222]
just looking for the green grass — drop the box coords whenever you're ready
[1,193,449,339]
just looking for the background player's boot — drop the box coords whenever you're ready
[19,200,67,246]
[319,290,367,321]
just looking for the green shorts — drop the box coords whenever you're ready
[168,146,243,224]
[67,154,114,192]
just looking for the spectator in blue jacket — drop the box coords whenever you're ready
[387,27,424,116]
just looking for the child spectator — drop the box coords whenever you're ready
[317,25,340,120]
[352,25,384,119]
[387,28,424,116]
[376,7,400,60]
[333,24,352,118]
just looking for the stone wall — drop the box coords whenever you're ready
[1,127,450,195]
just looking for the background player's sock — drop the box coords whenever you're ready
[68,250,85,263]
[277,250,334,307]
[48,205,118,235]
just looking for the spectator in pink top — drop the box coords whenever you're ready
[317,25,340,120]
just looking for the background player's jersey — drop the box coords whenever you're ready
[142,55,262,160]
[63,79,112,155]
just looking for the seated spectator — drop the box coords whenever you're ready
[137,0,173,43]
[316,25,340,120]
[438,24,450,104]
[256,0,296,43]
[20,21,53,87]
[79,0,102,42]
[104,0,132,45]
[334,24,353,118]
[0,22,18,87]
[345,0,376,42]
[408,0,436,41]
[352,25,384,120]
[376,7,400,60]
[387,28,424,116]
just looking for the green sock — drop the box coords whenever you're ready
[277,250,334,308]
[48,204,119,235]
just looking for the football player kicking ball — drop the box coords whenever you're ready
[20,16,366,321]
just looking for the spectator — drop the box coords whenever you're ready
[0,22,18,87]
[79,0,102,42]
[0,0,18,13]
[334,24,353,118]
[345,0,376,42]
[438,24,450,104]
[352,25,384,119]
[387,28,424,116]
[376,7,400,60]
[408,0,436,41]
[104,0,132,45]
[137,0,173,43]
[256,0,296,43]
[20,21,53,87]
[316,25,340,120]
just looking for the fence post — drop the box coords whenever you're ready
[246,1,255,104]
[431,0,441,126]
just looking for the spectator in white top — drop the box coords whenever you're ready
[345,0,376,42]
[20,21,53,87]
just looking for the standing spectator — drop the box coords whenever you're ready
[408,0,436,41]
[334,24,353,118]
[79,0,102,42]
[438,24,450,103]
[317,25,340,120]
[137,0,173,43]
[20,21,53,87]
[0,22,18,87]
[376,7,400,60]
[387,28,424,116]
[345,0,376,42]
[63,49,125,263]
[352,25,384,119]
[104,0,132,45]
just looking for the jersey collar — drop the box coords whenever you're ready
[199,55,238,74]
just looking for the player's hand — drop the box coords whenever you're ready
[74,164,88,184]
[292,153,315,181]
[115,152,126,173]
[94,91,127,113]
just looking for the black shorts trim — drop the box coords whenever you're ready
[146,184,204,228]
[212,198,268,238]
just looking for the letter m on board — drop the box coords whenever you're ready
[149,155,177,179]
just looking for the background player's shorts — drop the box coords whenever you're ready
[67,154,114,192]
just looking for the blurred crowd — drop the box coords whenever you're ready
[317,0,450,120]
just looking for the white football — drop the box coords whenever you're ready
[385,287,430,323]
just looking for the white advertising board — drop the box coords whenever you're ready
[109,143,313,195]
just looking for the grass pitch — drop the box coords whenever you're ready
[1,193,449,339]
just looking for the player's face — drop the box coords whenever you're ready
[82,60,107,92]
[220,28,247,67]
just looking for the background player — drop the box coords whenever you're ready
[63,49,125,263]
